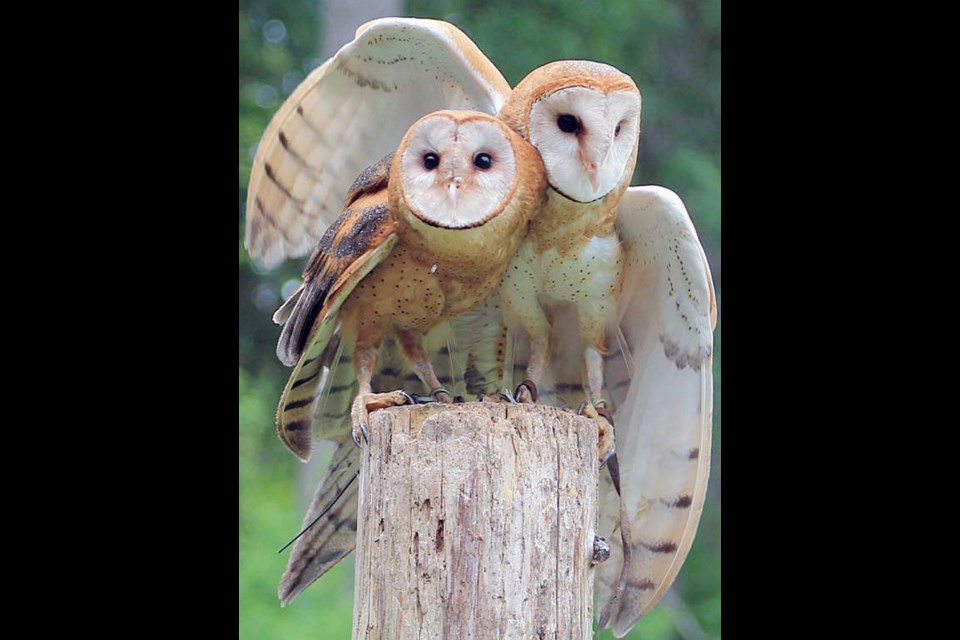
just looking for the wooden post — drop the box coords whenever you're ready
[352,402,599,639]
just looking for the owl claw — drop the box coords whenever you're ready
[350,390,418,447]
[431,387,453,403]
[514,379,538,403]
[578,401,616,467]
[594,404,616,467]
[352,421,369,447]
[605,452,622,496]
[411,388,452,404]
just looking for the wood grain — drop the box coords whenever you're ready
[353,402,599,639]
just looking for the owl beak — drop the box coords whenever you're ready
[581,138,613,193]
[584,161,601,192]
[447,176,463,205]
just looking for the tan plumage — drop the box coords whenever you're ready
[272,110,546,603]
[277,109,545,457]
[245,18,716,635]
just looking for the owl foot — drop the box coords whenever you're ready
[514,379,538,403]
[578,401,617,468]
[431,387,453,403]
[411,387,453,404]
[351,390,417,446]
[478,389,517,403]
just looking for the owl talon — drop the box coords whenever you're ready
[514,379,538,403]
[605,452,622,496]
[594,403,616,466]
[431,387,452,403]
[411,388,451,404]
[578,401,616,466]
[350,390,418,446]
[352,422,369,447]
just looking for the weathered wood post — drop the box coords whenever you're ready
[352,402,599,639]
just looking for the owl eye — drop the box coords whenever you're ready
[474,153,492,170]
[557,114,580,134]
[615,123,622,137]
[423,153,440,170]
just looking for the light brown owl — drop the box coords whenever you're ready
[245,18,717,636]
[272,109,546,603]
[276,109,544,455]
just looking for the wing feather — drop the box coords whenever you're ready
[468,185,715,636]
[274,163,398,460]
[278,439,360,606]
[596,186,716,636]
[275,163,398,367]
[245,17,510,267]
[279,337,438,605]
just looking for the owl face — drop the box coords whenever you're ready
[397,111,519,229]
[528,85,640,203]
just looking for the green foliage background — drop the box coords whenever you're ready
[239,1,720,638]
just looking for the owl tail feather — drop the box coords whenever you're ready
[272,285,303,325]
[279,441,360,606]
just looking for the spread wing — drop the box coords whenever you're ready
[245,17,510,267]
[596,186,717,637]
[275,156,398,461]
[491,185,715,634]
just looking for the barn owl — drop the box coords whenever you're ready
[272,109,546,602]
[275,109,544,455]
[494,60,641,466]
[245,17,716,637]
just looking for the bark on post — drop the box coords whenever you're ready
[352,402,599,639]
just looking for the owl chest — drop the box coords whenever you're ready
[536,234,623,305]
[342,247,445,334]
[345,243,495,333]
[403,226,515,317]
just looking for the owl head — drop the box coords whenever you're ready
[390,110,540,232]
[499,60,641,204]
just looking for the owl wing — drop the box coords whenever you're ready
[275,155,398,461]
[595,186,717,637]
[278,326,484,606]
[245,17,511,267]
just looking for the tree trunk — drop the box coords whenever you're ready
[352,402,599,639]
